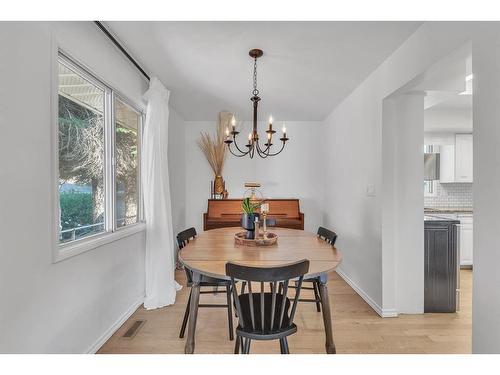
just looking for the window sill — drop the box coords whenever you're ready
[53,222,146,263]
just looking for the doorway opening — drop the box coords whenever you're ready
[382,44,473,325]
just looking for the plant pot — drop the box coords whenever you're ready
[241,213,260,239]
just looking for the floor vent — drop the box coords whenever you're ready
[122,320,146,339]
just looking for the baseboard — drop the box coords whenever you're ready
[86,295,144,354]
[335,268,398,318]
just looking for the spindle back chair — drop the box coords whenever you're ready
[290,227,338,312]
[177,227,234,341]
[226,259,310,354]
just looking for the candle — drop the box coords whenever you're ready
[231,116,236,131]
[225,127,230,137]
[282,125,287,138]
[269,115,273,130]
[248,132,252,142]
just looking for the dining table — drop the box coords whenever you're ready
[178,226,342,354]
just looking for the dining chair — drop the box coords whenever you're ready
[227,259,310,354]
[288,226,338,312]
[317,226,338,246]
[177,227,234,341]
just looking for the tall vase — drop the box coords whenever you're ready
[214,175,224,195]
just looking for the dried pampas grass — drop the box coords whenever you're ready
[197,111,232,176]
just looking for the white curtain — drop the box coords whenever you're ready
[142,77,181,310]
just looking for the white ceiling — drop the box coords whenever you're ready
[107,21,421,121]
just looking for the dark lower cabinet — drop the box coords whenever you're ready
[424,219,459,313]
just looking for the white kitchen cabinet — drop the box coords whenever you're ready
[439,144,455,183]
[458,214,473,266]
[438,134,473,183]
[455,134,473,182]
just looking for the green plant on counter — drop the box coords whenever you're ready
[242,198,260,214]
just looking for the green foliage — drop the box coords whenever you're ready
[242,198,260,214]
[58,94,138,227]
[59,191,93,230]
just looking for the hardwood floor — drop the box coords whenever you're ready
[98,270,472,354]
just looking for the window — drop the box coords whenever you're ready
[115,98,141,228]
[57,53,143,247]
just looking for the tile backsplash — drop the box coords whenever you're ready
[425,182,473,209]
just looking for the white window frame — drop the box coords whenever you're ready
[52,50,145,263]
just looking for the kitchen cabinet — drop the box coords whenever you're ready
[424,218,459,313]
[455,134,473,182]
[458,214,473,266]
[439,134,473,183]
[439,145,455,183]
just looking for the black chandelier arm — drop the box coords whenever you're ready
[227,143,250,157]
[255,139,272,157]
[231,135,252,155]
[261,140,287,157]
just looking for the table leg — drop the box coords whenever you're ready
[318,274,336,354]
[185,272,201,354]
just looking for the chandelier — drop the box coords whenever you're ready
[224,49,289,158]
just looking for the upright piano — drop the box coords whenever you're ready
[203,198,304,231]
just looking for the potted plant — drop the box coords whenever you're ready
[241,198,260,239]
[197,112,231,197]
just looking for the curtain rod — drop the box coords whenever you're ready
[94,21,151,81]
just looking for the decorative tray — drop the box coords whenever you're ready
[234,232,278,246]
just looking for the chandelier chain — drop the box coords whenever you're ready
[252,58,259,96]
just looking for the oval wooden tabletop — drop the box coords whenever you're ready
[179,227,342,280]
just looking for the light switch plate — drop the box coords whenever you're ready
[366,184,376,197]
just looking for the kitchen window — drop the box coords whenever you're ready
[56,52,144,254]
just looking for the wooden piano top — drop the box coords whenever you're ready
[206,198,301,219]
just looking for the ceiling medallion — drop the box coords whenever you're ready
[224,49,289,159]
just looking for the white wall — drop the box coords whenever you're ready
[383,93,425,314]
[424,107,472,133]
[323,22,474,316]
[0,22,150,353]
[472,29,500,353]
[184,120,325,233]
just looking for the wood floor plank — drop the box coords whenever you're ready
[97,269,472,354]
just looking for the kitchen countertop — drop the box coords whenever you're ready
[424,207,473,214]
[424,215,461,223]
